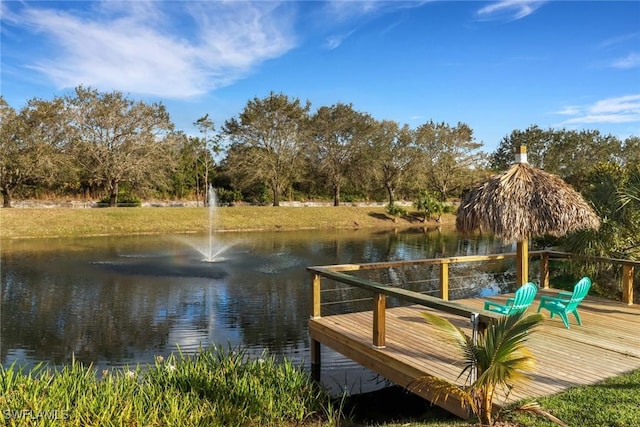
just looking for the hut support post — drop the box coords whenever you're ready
[440,262,449,301]
[540,252,550,289]
[516,240,529,287]
[622,264,634,305]
[373,293,386,348]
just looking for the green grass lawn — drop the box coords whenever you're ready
[504,367,640,427]
[0,205,454,239]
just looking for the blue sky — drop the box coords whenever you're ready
[2,0,639,152]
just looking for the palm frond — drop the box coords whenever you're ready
[517,402,570,427]
[619,165,640,208]
[475,314,542,390]
[410,375,476,414]
[419,311,543,425]
[421,312,472,351]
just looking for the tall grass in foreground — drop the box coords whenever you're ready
[0,346,331,426]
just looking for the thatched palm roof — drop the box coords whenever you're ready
[456,162,601,242]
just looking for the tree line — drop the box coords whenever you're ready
[1,87,637,214]
[0,87,485,208]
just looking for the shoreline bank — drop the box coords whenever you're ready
[0,205,456,239]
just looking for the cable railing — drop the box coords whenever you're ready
[309,249,638,354]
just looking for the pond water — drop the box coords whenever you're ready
[0,227,516,394]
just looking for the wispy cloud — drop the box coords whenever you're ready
[476,0,547,21]
[554,94,640,126]
[610,53,640,69]
[323,30,357,50]
[553,106,582,116]
[5,1,296,99]
[597,33,639,50]
[323,0,382,22]
[320,0,429,50]
[591,95,640,114]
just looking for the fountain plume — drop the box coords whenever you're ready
[185,185,232,262]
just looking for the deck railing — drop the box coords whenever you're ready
[539,250,638,305]
[308,249,638,364]
[308,265,503,347]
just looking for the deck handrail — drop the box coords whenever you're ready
[308,264,503,350]
[311,249,636,305]
[537,250,636,304]
[542,250,640,267]
[309,249,636,354]
[308,266,502,323]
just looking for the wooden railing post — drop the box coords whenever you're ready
[540,252,550,289]
[622,264,634,305]
[373,293,386,348]
[440,262,449,301]
[311,273,321,318]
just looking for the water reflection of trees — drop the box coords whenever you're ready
[1,266,192,366]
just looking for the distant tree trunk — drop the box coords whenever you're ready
[109,180,119,207]
[1,188,12,207]
[333,183,340,206]
[272,184,280,207]
[386,185,395,206]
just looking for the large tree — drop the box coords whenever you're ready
[309,103,374,206]
[367,120,419,206]
[621,136,640,166]
[66,86,175,206]
[415,121,485,201]
[490,126,622,189]
[542,129,621,189]
[223,92,310,206]
[0,96,71,207]
[0,97,24,207]
[164,131,199,200]
[489,125,549,171]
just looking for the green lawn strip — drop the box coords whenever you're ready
[0,206,451,239]
[502,367,640,427]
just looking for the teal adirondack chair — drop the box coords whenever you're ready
[484,282,538,315]
[537,277,592,328]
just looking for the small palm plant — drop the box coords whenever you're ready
[411,311,543,426]
[413,190,445,222]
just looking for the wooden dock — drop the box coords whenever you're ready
[309,289,640,418]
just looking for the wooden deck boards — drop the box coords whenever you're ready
[309,290,640,417]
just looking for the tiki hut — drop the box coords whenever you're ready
[456,146,601,286]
